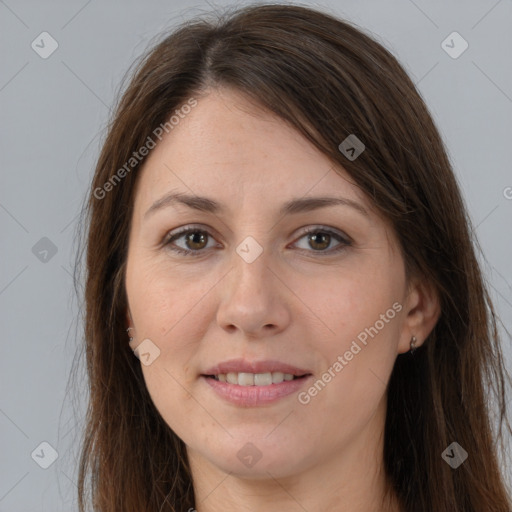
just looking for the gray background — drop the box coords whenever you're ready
[1,0,511,510]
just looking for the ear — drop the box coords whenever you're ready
[397,276,441,354]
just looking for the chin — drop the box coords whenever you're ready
[194,440,311,479]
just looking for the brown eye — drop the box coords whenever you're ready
[293,226,352,255]
[184,231,208,250]
[308,232,331,251]
[164,227,218,256]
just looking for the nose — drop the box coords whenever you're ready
[216,247,292,339]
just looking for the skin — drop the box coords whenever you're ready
[124,87,440,512]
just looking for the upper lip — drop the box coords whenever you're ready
[202,358,312,376]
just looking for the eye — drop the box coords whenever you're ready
[163,225,351,257]
[163,225,219,256]
[292,226,351,255]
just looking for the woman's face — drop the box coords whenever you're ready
[125,87,415,479]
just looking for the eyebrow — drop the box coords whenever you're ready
[143,191,369,219]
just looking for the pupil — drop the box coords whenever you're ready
[310,232,330,250]
[187,232,206,249]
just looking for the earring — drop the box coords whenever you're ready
[410,335,417,354]
[127,327,133,342]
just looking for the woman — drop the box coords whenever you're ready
[75,3,512,511]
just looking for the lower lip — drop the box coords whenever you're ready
[201,375,311,406]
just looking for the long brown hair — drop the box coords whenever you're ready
[74,3,512,510]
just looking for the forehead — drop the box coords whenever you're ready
[133,88,371,215]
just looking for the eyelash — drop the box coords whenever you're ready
[162,224,352,257]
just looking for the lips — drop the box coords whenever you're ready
[200,358,313,405]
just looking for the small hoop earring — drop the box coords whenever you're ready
[410,335,417,354]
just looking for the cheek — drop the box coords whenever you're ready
[297,260,402,340]
[126,260,210,409]
[127,255,216,338]
[300,266,403,407]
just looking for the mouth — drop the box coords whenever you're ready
[200,359,313,406]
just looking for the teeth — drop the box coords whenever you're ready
[238,373,254,386]
[254,373,271,386]
[271,371,284,383]
[226,373,238,384]
[213,372,298,385]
